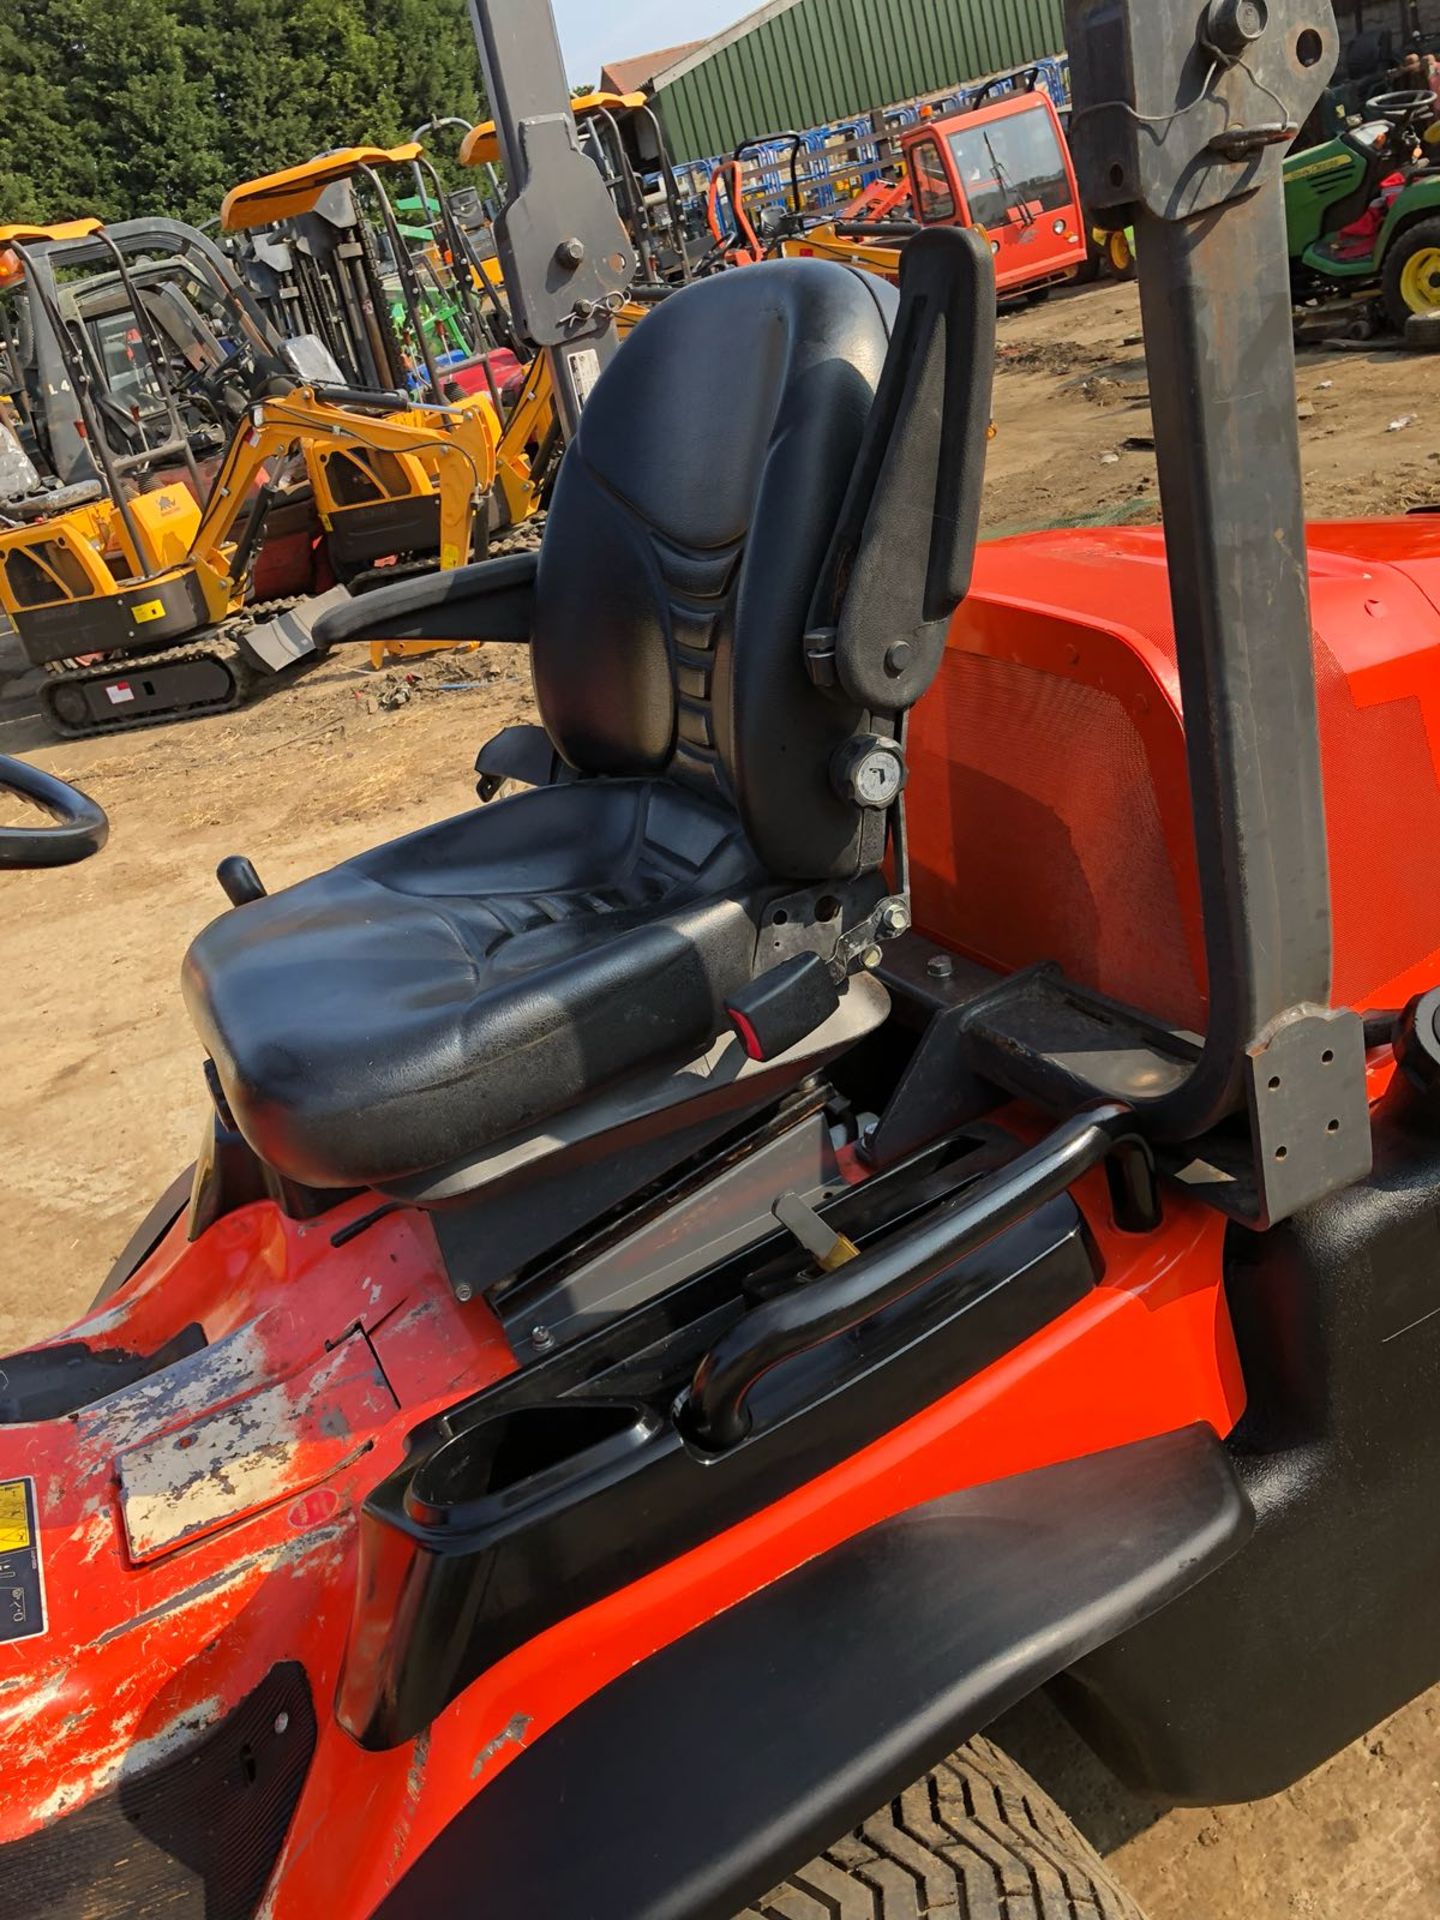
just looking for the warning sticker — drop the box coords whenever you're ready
[569,348,602,407]
[0,1479,45,1644]
[106,682,136,705]
[0,1481,28,1554]
[131,599,166,625]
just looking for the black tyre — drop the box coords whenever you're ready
[1382,215,1440,333]
[737,1737,1147,1920]
[1073,229,1105,286]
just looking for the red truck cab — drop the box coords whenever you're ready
[900,90,1086,296]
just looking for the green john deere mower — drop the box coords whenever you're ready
[1284,86,1440,340]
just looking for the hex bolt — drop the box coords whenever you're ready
[531,1324,557,1353]
[878,902,912,938]
[927,953,955,980]
[454,1282,474,1304]
[862,945,884,971]
[555,236,586,269]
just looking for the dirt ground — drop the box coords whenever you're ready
[2,278,1439,1918]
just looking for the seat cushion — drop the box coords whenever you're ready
[183,780,764,1190]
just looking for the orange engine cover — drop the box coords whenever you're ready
[909,517,1440,1031]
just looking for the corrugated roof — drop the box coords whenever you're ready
[599,40,709,95]
[654,0,1066,162]
[650,0,804,87]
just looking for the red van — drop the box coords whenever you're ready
[899,88,1086,296]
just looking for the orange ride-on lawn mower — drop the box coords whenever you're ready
[7,0,1440,1915]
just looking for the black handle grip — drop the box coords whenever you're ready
[0,755,108,870]
[684,1103,1132,1451]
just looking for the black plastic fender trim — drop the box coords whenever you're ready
[375,1424,1250,1920]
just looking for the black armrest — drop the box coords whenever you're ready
[805,227,996,713]
[313,550,540,647]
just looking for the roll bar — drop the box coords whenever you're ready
[465,0,635,436]
[9,217,287,496]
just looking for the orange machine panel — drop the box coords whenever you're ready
[910,518,1440,1028]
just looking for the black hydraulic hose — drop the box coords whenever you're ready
[311,382,411,412]
[684,1103,1132,1451]
[227,479,277,588]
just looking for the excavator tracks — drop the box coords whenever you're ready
[39,600,303,740]
[42,639,258,739]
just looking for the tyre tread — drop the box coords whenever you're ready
[745,1738,1146,1920]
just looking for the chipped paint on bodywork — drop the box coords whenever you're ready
[117,1335,395,1561]
[0,1194,516,1871]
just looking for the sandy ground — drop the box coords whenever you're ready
[2,278,1439,1917]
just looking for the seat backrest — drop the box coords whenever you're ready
[531,261,898,883]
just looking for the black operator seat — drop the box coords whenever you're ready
[182,234,996,1199]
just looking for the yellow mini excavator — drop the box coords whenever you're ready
[0,218,498,733]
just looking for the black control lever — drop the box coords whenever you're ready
[217,855,266,906]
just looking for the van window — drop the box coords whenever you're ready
[909,138,956,224]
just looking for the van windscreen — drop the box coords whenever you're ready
[946,108,1070,230]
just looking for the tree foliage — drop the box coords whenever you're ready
[0,0,486,225]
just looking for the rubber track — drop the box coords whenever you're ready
[736,1738,1147,1920]
[40,599,299,740]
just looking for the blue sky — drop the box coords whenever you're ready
[552,0,747,85]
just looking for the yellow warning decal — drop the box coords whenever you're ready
[440,544,461,570]
[131,598,167,624]
[0,1480,30,1554]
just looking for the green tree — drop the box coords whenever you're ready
[0,0,487,224]
[0,0,105,221]
[74,0,228,222]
